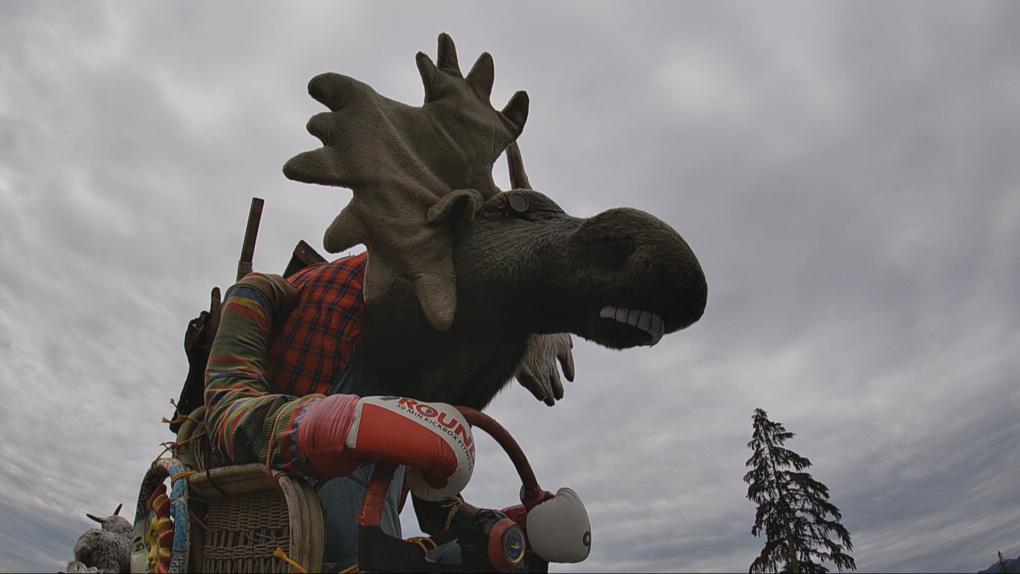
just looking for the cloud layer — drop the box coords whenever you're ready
[1,2,1018,572]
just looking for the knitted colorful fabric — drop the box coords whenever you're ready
[204,272,322,474]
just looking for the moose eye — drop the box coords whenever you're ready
[491,192,532,219]
[507,193,529,213]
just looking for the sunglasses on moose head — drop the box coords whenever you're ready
[498,192,530,216]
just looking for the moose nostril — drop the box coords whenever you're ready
[587,238,635,270]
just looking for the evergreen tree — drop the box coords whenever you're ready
[995,550,1019,574]
[744,408,856,573]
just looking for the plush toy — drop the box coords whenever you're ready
[65,504,131,574]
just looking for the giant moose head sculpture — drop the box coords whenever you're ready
[284,34,708,410]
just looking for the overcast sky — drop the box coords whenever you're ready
[2,2,1019,572]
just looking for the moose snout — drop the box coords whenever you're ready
[569,207,707,332]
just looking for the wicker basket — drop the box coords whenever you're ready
[176,407,325,573]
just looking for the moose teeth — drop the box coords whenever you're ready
[599,305,665,346]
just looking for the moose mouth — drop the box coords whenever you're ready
[599,305,666,346]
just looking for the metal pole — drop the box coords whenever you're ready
[236,197,265,281]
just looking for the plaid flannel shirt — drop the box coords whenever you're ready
[267,252,368,397]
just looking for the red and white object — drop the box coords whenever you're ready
[296,395,475,501]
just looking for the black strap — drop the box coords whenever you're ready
[203,469,230,499]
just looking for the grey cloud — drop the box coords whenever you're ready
[0,501,78,573]
[2,2,1019,573]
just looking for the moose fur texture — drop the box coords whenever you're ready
[361,185,707,410]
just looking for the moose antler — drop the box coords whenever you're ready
[506,141,532,191]
[283,33,529,330]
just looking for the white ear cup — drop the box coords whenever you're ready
[526,488,591,563]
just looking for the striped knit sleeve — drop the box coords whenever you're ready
[203,272,324,473]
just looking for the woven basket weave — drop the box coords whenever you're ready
[201,486,293,573]
[175,407,325,573]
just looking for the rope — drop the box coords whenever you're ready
[161,398,205,426]
[406,536,439,556]
[272,548,308,573]
[150,434,200,465]
[443,500,464,532]
[173,430,205,449]
[169,471,197,485]
[150,400,211,463]
[187,506,207,533]
[150,442,175,465]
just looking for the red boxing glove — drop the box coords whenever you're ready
[296,395,475,501]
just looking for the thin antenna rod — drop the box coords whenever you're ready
[237,197,265,281]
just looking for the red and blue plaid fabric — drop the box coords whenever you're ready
[266,252,368,397]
